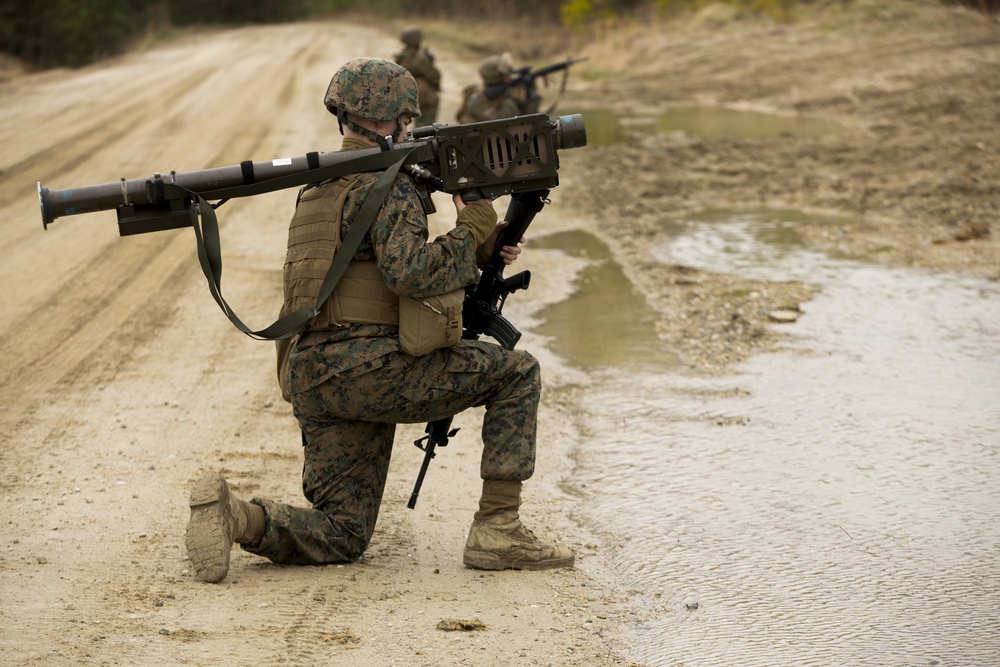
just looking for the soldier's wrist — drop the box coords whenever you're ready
[456,198,497,247]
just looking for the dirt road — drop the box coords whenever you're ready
[1,3,997,665]
[0,22,623,666]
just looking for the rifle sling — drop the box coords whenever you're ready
[165,147,414,341]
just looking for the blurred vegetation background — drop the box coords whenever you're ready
[1,0,996,69]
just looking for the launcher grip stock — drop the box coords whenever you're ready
[460,189,549,349]
[490,189,550,269]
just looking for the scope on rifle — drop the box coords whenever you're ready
[38,113,587,235]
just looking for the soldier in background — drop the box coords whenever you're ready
[394,26,441,127]
[456,53,537,124]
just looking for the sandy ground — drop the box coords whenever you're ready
[0,3,997,665]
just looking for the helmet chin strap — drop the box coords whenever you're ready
[393,119,406,141]
[337,111,407,147]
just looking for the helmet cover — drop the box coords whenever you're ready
[479,53,514,86]
[324,57,421,121]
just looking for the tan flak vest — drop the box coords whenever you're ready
[275,174,398,400]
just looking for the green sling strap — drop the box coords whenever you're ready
[165,147,414,341]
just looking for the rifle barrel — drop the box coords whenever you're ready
[483,57,587,101]
[533,56,589,78]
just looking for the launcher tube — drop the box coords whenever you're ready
[38,144,399,228]
[39,113,587,229]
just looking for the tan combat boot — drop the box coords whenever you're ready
[185,471,265,583]
[463,480,575,571]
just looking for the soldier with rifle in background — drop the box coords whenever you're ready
[457,52,586,123]
[183,58,575,583]
[394,26,441,127]
[457,53,523,123]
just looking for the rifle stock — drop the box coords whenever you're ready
[462,189,550,349]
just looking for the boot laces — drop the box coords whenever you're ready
[507,517,539,546]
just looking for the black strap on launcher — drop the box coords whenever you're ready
[163,147,413,341]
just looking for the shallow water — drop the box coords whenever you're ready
[541,211,1000,666]
[573,107,845,145]
[532,230,678,371]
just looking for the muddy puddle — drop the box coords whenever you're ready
[538,210,1000,666]
[531,230,678,371]
[572,107,845,145]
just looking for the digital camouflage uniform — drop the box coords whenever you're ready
[394,30,440,128]
[186,58,572,583]
[241,137,541,565]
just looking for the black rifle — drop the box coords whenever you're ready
[484,56,588,102]
[407,189,549,509]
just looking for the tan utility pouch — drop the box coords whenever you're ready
[398,288,465,356]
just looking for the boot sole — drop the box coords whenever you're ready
[464,549,575,571]
[185,472,232,583]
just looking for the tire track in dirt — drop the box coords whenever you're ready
[0,28,343,448]
[0,70,211,205]
[264,584,359,664]
[0,233,196,442]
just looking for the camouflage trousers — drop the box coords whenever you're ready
[244,339,540,566]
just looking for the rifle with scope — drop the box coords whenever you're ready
[38,111,587,510]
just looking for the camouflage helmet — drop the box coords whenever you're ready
[400,26,422,47]
[479,53,515,86]
[324,57,421,121]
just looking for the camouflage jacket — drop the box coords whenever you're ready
[285,137,483,394]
